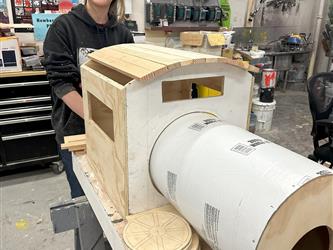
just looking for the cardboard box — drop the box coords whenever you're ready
[0,36,22,73]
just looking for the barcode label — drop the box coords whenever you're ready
[189,123,206,131]
[231,143,255,155]
[204,203,220,249]
[203,119,219,125]
[167,171,177,202]
[189,119,221,132]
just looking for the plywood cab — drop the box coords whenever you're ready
[81,44,254,218]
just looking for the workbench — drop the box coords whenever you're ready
[71,153,128,249]
[266,50,312,91]
[56,44,333,250]
[70,152,208,250]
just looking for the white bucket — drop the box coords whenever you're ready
[252,98,276,132]
[150,112,332,250]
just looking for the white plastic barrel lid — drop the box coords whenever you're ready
[252,98,277,107]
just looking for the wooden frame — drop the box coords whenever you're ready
[81,44,255,218]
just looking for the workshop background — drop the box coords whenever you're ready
[1,0,333,249]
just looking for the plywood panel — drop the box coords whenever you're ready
[126,63,253,215]
[81,64,128,218]
[257,176,333,250]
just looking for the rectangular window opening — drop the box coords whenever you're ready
[162,76,224,103]
[86,60,133,86]
[88,93,114,141]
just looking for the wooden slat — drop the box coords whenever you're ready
[129,44,258,73]
[64,134,86,143]
[248,64,260,73]
[89,48,166,80]
[113,45,185,68]
[130,44,219,64]
[0,70,46,78]
[88,44,255,81]
[127,43,207,64]
[62,134,86,152]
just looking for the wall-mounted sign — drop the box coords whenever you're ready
[31,13,60,40]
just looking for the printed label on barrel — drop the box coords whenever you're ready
[167,171,177,202]
[231,143,256,156]
[189,118,221,132]
[204,203,221,250]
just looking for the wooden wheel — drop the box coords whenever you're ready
[123,211,192,250]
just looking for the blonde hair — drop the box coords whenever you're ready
[110,0,125,21]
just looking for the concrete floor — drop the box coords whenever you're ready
[0,167,73,250]
[0,89,314,250]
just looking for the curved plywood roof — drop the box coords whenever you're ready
[88,44,258,81]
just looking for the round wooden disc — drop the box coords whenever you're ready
[184,231,200,250]
[123,211,192,250]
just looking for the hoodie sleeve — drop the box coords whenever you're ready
[125,28,135,43]
[43,21,80,99]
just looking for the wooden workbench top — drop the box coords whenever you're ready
[72,153,210,250]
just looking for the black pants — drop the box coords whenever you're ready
[60,149,84,198]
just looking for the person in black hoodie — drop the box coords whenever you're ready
[43,0,133,198]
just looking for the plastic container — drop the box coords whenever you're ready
[150,112,331,250]
[252,98,276,132]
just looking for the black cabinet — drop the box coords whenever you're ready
[0,71,60,170]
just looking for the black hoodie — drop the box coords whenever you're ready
[43,4,134,144]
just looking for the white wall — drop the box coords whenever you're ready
[130,0,145,32]
[228,0,249,27]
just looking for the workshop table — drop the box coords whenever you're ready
[64,153,209,250]
[265,50,312,91]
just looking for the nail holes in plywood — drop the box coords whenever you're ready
[162,76,224,103]
[88,93,114,141]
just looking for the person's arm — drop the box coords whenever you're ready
[43,22,83,117]
[62,91,84,119]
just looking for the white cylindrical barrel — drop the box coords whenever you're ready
[150,112,333,250]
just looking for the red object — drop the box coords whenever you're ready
[262,69,277,89]
[59,0,73,13]
[24,0,31,7]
